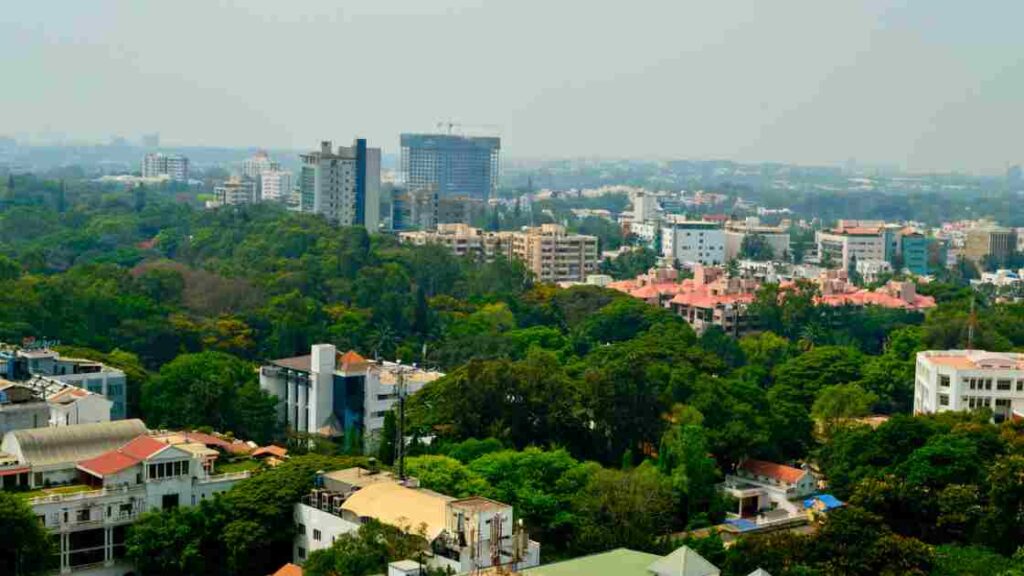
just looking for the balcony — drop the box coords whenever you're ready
[30,484,144,506]
[199,470,252,484]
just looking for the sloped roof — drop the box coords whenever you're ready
[78,449,140,476]
[46,387,89,404]
[738,459,808,485]
[119,435,169,460]
[271,355,312,372]
[521,548,661,576]
[339,350,368,372]
[747,570,773,576]
[252,445,288,459]
[7,419,147,467]
[272,563,303,576]
[647,545,720,576]
[340,482,451,541]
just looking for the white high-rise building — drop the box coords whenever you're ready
[661,217,726,266]
[141,153,189,182]
[914,350,1024,420]
[260,169,293,202]
[213,178,257,206]
[241,150,279,180]
[633,191,660,222]
[299,140,381,230]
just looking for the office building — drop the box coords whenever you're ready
[294,467,540,573]
[213,177,257,206]
[661,218,725,266]
[899,231,930,275]
[259,345,443,450]
[400,133,500,201]
[816,224,886,269]
[0,346,128,420]
[260,169,293,203]
[0,420,249,575]
[141,153,189,182]
[509,224,600,283]
[914,350,1024,421]
[964,225,1016,268]
[299,140,381,230]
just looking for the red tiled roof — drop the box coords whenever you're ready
[78,450,141,476]
[120,435,169,460]
[670,291,755,309]
[818,291,936,311]
[739,459,807,484]
[273,563,303,576]
[339,350,368,371]
[252,445,288,459]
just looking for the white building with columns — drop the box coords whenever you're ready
[259,345,443,451]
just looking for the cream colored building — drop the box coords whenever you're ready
[399,223,511,261]
[400,223,599,283]
[509,224,599,283]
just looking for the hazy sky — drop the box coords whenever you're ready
[3,1,1022,173]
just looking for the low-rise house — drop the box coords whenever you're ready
[722,459,816,521]
[294,467,540,574]
[0,420,251,574]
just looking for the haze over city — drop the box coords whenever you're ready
[3,0,1023,173]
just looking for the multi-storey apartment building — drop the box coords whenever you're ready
[260,169,293,203]
[299,140,381,230]
[399,223,511,261]
[213,177,257,206]
[914,350,1024,421]
[0,420,249,574]
[400,133,500,201]
[259,345,443,451]
[660,218,725,266]
[241,150,280,181]
[140,153,189,182]
[0,346,128,420]
[509,224,599,283]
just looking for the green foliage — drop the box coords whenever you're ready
[403,455,491,498]
[0,491,54,576]
[302,520,436,576]
[142,351,277,443]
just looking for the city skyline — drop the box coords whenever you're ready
[3,1,1024,174]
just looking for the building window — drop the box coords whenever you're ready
[297,522,306,534]
[997,379,1012,391]
[313,529,322,542]
[939,394,949,406]
[297,547,306,560]
[938,375,950,388]
[76,509,90,522]
[162,494,179,510]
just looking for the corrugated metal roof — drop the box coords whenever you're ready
[8,419,147,467]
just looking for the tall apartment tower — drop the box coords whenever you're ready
[141,153,189,182]
[400,133,500,201]
[299,140,381,230]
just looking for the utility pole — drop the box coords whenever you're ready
[392,362,417,481]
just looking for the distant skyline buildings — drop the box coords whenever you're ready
[299,140,380,231]
[141,152,189,182]
[400,133,500,201]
